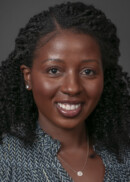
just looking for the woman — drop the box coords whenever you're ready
[0,2,129,182]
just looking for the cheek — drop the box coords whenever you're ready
[32,79,59,99]
[84,78,104,99]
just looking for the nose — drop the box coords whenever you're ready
[60,71,82,96]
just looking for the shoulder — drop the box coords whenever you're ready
[0,134,23,180]
[0,133,39,181]
[96,146,130,181]
[0,133,34,165]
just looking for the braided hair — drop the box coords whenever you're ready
[0,2,129,158]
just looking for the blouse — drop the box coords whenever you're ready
[0,124,129,182]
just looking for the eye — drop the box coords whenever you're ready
[48,67,60,75]
[80,68,96,76]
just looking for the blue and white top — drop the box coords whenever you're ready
[0,125,129,182]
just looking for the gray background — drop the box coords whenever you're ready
[0,0,130,74]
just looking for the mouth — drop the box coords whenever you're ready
[56,102,82,118]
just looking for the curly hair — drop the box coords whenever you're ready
[0,2,130,159]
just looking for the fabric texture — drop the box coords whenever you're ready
[0,124,129,182]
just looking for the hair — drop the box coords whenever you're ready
[0,2,130,159]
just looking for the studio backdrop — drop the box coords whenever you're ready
[0,0,130,74]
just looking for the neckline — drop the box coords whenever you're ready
[36,123,107,181]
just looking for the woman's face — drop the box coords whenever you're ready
[23,31,104,130]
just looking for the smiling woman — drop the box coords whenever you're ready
[0,2,130,182]
[21,32,103,132]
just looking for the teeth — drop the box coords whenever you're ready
[57,103,81,111]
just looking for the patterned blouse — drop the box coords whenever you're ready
[0,125,129,182]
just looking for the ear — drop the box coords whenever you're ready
[20,65,32,90]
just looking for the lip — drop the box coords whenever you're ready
[56,101,83,118]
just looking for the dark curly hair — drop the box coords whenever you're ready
[0,2,130,159]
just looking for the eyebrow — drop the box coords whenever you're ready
[41,58,101,64]
[82,59,101,64]
[41,58,64,63]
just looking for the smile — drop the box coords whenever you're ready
[56,102,82,117]
[57,103,81,110]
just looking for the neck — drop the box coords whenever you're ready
[56,124,87,152]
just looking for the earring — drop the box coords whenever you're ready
[26,85,29,89]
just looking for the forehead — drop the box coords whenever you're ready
[33,30,101,60]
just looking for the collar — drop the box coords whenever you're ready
[35,123,61,156]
